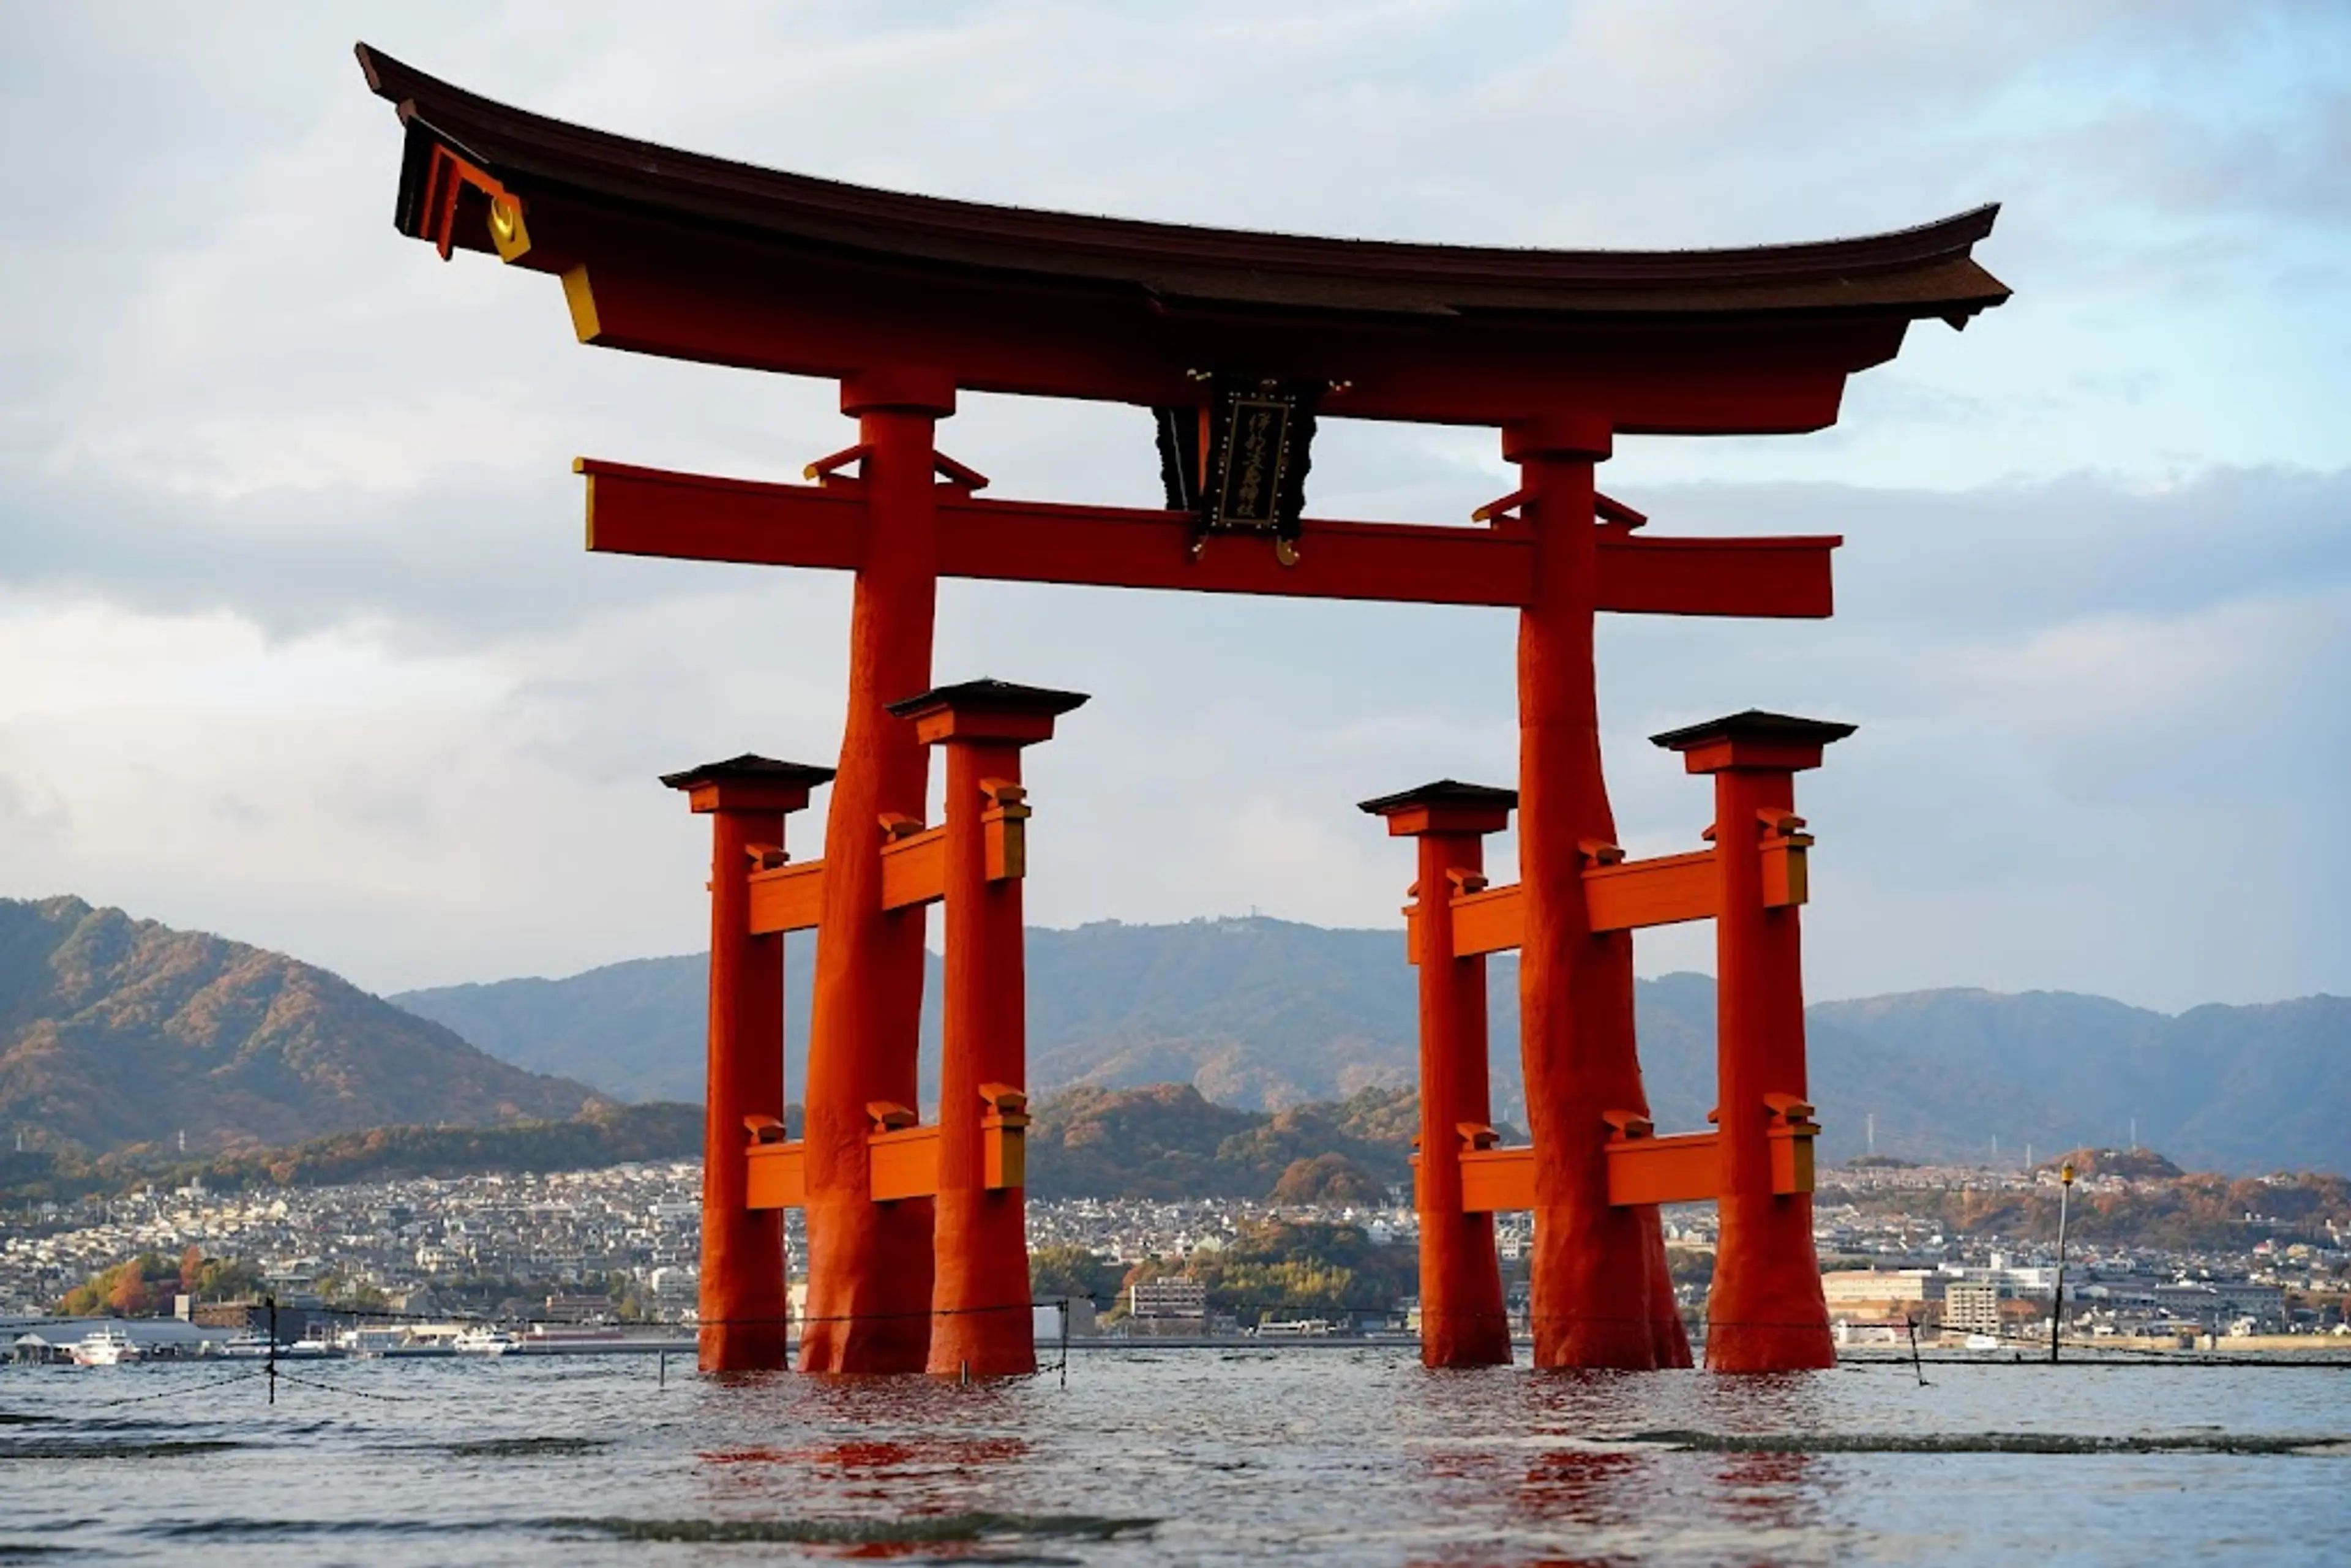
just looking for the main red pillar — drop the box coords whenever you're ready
[1360,781,1516,1368]
[1509,415,1690,1370]
[662,754,833,1372]
[801,369,953,1373]
[891,678,1087,1377]
[1655,711,1851,1371]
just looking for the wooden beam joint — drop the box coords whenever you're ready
[880,823,947,910]
[746,858,825,934]
[1583,848,1719,934]
[1603,1114,1722,1207]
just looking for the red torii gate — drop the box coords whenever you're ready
[358,45,2008,1375]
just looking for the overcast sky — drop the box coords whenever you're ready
[1,1,2345,1010]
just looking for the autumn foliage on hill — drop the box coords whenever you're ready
[1848,1161,2351,1252]
[1023,1083,1415,1201]
[0,896,600,1154]
[55,1245,261,1318]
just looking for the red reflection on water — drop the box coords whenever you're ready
[1712,1447,1815,1528]
[694,1437,1028,1470]
[1518,1445,1655,1531]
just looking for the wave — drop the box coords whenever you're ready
[550,1512,1160,1545]
[1629,1430,2350,1455]
[0,1439,244,1461]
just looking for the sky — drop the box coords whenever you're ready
[1,1,2345,1010]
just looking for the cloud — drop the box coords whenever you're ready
[0,1,2345,1013]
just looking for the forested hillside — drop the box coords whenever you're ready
[390,917,2351,1175]
[1,897,600,1156]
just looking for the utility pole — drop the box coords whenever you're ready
[2050,1161,2075,1364]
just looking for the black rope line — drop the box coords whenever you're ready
[265,1368,432,1403]
[306,1297,2345,1362]
[75,1366,270,1409]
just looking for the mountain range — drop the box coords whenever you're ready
[2,896,2338,1177]
[0,896,602,1155]
[392,917,2351,1176]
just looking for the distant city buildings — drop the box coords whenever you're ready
[0,1157,2339,1345]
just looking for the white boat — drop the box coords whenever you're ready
[1255,1318,1336,1338]
[517,1324,624,1352]
[218,1331,330,1358]
[452,1327,516,1356]
[70,1327,144,1367]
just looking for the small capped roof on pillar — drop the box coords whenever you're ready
[659,754,838,791]
[1356,779,1520,816]
[1648,711,1858,752]
[885,678,1090,719]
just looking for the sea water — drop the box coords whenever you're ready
[4,1351,2347,1564]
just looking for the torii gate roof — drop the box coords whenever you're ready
[358,43,2008,431]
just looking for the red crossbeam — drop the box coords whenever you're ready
[579,459,1837,617]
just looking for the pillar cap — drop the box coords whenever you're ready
[661,754,836,813]
[887,677,1089,745]
[1649,710,1856,775]
[1357,779,1517,837]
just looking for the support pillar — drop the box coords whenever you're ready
[891,678,1089,1377]
[1508,415,1689,1370]
[1654,710,1853,1371]
[801,368,954,1373]
[1359,780,1517,1368]
[662,754,834,1372]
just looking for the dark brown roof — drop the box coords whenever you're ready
[884,679,1091,720]
[1357,780,1521,817]
[659,754,838,792]
[1648,711,1858,752]
[356,44,2008,327]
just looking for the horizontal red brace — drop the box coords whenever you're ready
[1584,849,1719,934]
[869,1123,941,1202]
[745,1139,805,1209]
[880,825,946,911]
[1607,1131,1722,1206]
[747,1120,1028,1208]
[1458,1145,1535,1213]
[747,860,824,936]
[1449,884,1524,958]
[579,459,1837,617]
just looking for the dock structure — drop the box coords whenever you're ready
[357,43,2007,1374]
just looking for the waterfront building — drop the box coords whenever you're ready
[1128,1276,1208,1337]
[1943,1281,2003,1341]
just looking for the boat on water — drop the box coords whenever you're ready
[516,1324,624,1352]
[452,1327,517,1356]
[217,1332,332,1359]
[70,1327,144,1367]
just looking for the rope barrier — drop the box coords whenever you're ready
[265,1368,433,1403]
[288,1295,2347,1367]
[73,1366,269,1409]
